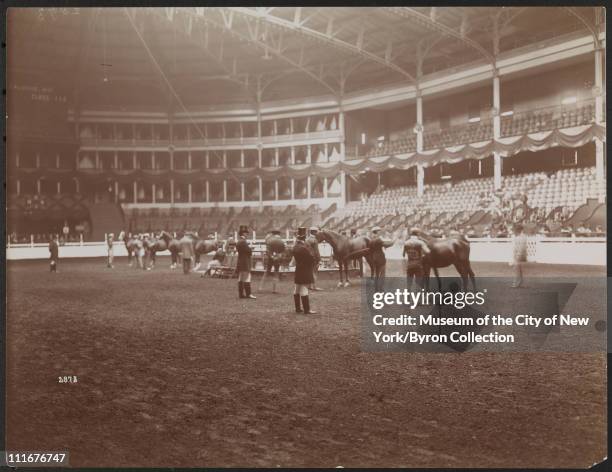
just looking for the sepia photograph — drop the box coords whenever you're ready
[4,4,608,469]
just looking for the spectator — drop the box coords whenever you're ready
[49,234,59,273]
[510,224,528,288]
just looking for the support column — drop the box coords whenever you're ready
[133,181,138,203]
[416,165,424,197]
[594,45,605,184]
[241,182,245,201]
[339,172,346,208]
[95,151,99,169]
[274,180,279,201]
[290,146,295,165]
[223,180,227,202]
[205,181,210,203]
[133,152,137,169]
[114,181,118,203]
[307,176,312,199]
[323,177,328,199]
[188,183,192,203]
[114,151,118,169]
[152,183,156,204]
[307,145,312,163]
[493,72,502,190]
[339,110,346,156]
[16,180,20,196]
[275,148,280,166]
[258,177,263,203]
[188,152,192,170]
[37,179,41,194]
[416,93,424,153]
[57,181,61,195]
[290,179,295,200]
[170,179,174,204]
[56,153,60,168]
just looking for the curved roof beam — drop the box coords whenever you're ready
[564,7,601,45]
[228,7,417,84]
[148,8,258,103]
[177,8,339,98]
[384,7,496,66]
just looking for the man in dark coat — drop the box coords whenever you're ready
[306,226,322,291]
[292,227,317,314]
[49,234,59,273]
[236,225,256,299]
[403,228,431,291]
[369,226,395,291]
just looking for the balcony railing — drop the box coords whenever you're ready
[79,129,344,149]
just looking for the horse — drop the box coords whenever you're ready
[124,234,138,267]
[417,230,476,291]
[315,229,373,287]
[193,237,222,271]
[145,231,180,269]
[258,233,288,292]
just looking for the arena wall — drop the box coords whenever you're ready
[6,237,606,266]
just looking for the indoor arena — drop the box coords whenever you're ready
[5,6,607,468]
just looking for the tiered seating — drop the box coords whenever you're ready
[525,167,605,213]
[424,122,493,149]
[326,166,605,236]
[365,135,417,157]
[501,103,595,137]
[123,204,334,238]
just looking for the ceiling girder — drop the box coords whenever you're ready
[176,8,340,97]
[228,7,417,83]
[146,8,256,101]
[385,6,496,66]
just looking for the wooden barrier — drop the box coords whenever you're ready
[6,237,606,266]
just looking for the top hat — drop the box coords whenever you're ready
[238,225,249,236]
[410,227,420,236]
[271,229,281,235]
[297,227,307,239]
[371,226,381,234]
[309,226,319,234]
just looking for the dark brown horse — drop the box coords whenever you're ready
[193,238,222,271]
[145,231,181,269]
[315,229,373,287]
[258,233,288,293]
[418,230,476,291]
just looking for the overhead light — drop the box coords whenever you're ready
[562,96,577,105]
[500,110,514,117]
[467,116,481,123]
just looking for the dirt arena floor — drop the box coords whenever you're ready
[5,256,607,468]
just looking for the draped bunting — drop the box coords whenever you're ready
[15,123,605,183]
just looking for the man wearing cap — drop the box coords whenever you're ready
[403,228,431,291]
[236,225,256,299]
[292,227,317,314]
[106,232,115,268]
[307,226,323,291]
[510,223,528,288]
[369,226,395,291]
[179,231,195,275]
